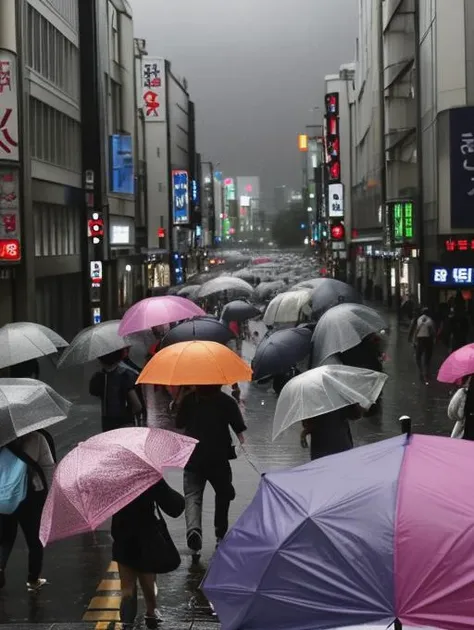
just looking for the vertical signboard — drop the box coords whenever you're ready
[0,169,20,261]
[450,106,474,228]
[325,92,340,184]
[172,170,190,224]
[0,51,19,161]
[389,200,414,244]
[328,183,344,218]
[141,57,166,121]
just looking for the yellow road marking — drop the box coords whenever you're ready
[98,579,121,591]
[107,561,119,572]
[89,596,122,610]
[83,609,120,621]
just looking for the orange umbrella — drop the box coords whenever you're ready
[136,340,253,386]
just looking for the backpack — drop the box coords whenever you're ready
[0,442,50,515]
[0,448,28,515]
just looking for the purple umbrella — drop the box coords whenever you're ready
[203,434,474,630]
[118,296,205,336]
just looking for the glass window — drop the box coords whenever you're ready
[33,206,42,257]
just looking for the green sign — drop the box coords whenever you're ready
[392,201,414,243]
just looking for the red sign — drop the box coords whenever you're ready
[330,222,345,241]
[445,238,474,252]
[157,227,166,238]
[0,238,20,261]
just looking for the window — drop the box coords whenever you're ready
[111,80,122,132]
[34,203,81,257]
[30,97,81,170]
[110,6,119,63]
[26,6,79,100]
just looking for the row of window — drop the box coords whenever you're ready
[30,97,81,171]
[44,0,79,30]
[26,4,80,100]
[33,203,81,257]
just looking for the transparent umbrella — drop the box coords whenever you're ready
[197,277,254,299]
[57,320,131,369]
[0,378,72,448]
[263,289,312,325]
[0,323,61,370]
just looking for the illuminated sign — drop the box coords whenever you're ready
[431,266,474,286]
[325,93,339,116]
[110,224,130,245]
[157,227,166,238]
[88,213,104,245]
[389,200,414,243]
[330,221,345,241]
[191,179,199,204]
[110,135,134,194]
[90,260,102,287]
[240,195,250,207]
[325,93,341,184]
[172,170,190,224]
[298,134,308,152]
[328,183,344,218]
[444,238,474,252]
[0,238,20,261]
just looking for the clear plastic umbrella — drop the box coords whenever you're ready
[311,303,388,367]
[263,289,312,325]
[0,378,72,448]
[197,276,254,299]
[11,322,69,349]
[272,365,388,440]
[0,323,61,370]
[57,320,130,369]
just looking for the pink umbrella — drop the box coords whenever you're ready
[40,428,197,545]
[118,296,205,336]
[437,343,474,383]
[252,257,272,265]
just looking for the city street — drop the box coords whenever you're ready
[0,309,454,630]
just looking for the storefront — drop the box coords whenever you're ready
[429,263,474,308]
[146,249,171,295]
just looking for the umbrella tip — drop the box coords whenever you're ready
[399,415,411,438]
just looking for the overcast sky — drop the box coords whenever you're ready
[131,0,358,198]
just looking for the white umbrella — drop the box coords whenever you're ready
[197,276,254,299]
[263,289,312,325]
[12,322,69,349]
[0,323,61,369]
[272,365,388,440]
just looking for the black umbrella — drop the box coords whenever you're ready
[221,300,260,323]
[251,327,312,381]
[160,317,235,348]
[310,278,362,320]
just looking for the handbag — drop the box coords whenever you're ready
[153,508,181,574]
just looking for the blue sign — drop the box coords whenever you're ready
[214,171,223,181]
[191,179,199,204]
[430,265,474,286]
[110,135,134,195]
[172,170,190,224]
[195,225,202,237]
[450,107,474,228]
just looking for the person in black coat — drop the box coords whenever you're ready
[112,479,184,629]
[300,404,361,461]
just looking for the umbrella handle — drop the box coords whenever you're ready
[394,619,402,630]
[399,415,412,437]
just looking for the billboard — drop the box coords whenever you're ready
[328,183,344,218]
[450,107,474,228]
[430,265,474,286]
[110,135,134,195]
[0,51,19,162]
[141,57,166,121]
[0,168,20,262]
[172,170,190,224]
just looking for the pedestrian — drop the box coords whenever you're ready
[273,366,301,396]
[89,349,142,432]
[112,478,185,629]
[175,385,246,555]
[231,383,241,404]
[447,307,469,352]
[0,431,56,591]
[408,307,436,384]
[228,320,242,356]
[10,358,40,379]
[300,405,360,461]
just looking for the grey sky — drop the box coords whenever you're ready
[131,0,358,198]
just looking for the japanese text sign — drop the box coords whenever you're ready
[430,266,474,286]
[390,200,414,243]
[172,170,189,225]
[0,239,20,261]
[0,50,19,161]
[141,58,166,122]
[0,168,20,262]
[450,106,474,228]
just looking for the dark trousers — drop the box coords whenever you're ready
[184,462,236,540]
[415,337,434,379]
[0,489,46,582]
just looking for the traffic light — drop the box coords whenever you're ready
[330,221,345,241]
[88,213,104,244]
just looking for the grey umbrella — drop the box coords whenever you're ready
[0,323,61,370]
[13,322,69,349]
[57,320,130,369]
[177,284,201,299]
[221,300,260,323]
[161,317,235,348]
[197,276,254,299]
[0,378,72,448]
[310,278,362,320]
[310,303,387,367]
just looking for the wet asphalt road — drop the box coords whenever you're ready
[0,307,455,630]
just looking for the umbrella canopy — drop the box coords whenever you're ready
[177,284,201,299]
[252,327,312,380]
[137,340,252,386]
[57,320,130,369]
[272,365,388,439]
[203,433,474,630]
[232,269,260,283]
[311,303,387,367]
[255,281,286,301]
[11,322,69,349]
[310,278,362,319]
[437,343,474,383]
[161,317,235,348]
[0,378,72,448]
[119,296,205,336]
[221,300,260,323]
[40,427,197,545]
[0,323,60,370]
[263,289,312,325]
[197,276,254,299]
